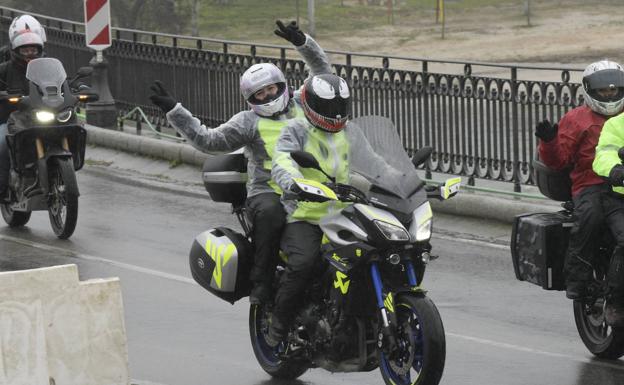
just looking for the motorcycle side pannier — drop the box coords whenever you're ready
[202,152,248,207]
[511,212,574,290]
[189,227,252,304]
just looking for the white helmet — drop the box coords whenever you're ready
[9,15,46,50]
[239,63,290,117]
[582,60,624,116]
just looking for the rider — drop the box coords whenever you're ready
[591,63,624,326]
[267,73,403,346]
[149,21,332,305]
[0,15,47,201]
[536,60,624,301]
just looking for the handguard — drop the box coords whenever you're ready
[292,178,338,202]
[426,177,461,200]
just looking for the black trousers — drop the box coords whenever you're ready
[273,221,324,324]
[245,192,286,285]
[601,192,624,296]
[565,184,609,283]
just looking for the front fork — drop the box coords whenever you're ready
[35,136,69,196]
[370,260,420,354]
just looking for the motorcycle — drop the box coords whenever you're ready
[0,57,97,239]
[189,116,460,384]
[511,155,624,359]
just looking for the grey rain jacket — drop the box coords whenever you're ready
[272,119,404,223]
[166,35,331,198]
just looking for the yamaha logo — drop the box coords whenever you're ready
[197,258,205,269]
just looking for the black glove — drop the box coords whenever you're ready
[535,120,558,142]
[149,80,177,113]
[609,165,624,186]
[274,20,306,47]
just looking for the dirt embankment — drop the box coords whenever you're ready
[320,1,624,69]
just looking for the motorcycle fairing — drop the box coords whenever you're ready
[6,125,86,171]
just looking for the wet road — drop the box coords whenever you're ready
[1,167,624,385]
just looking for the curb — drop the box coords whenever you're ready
[430,190,559,224]
[84,125,559,224]
[84,125,209,167]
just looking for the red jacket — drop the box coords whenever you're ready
[538,105,607,197]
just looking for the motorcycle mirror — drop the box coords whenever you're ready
[412,146,433,168]
[291,151,321,170]
[76,66,93,79]
[290,150,336,183]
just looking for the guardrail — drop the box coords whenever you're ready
[0,5,585,191]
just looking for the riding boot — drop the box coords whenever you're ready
[564,252,594,299]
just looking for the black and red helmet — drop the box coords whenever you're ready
[300,74,351,133]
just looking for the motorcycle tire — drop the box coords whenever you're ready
[573,298,624,359]
[1,203,31,227]
[48,158,78,239]
[248,304,309,379]
[379,294,446,385]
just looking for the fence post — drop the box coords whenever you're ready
[86,52,117,130]
[511,67,521,192]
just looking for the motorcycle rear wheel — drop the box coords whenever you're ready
[379,294,446,385]
[573,298,624,359]
[1,202,31,227]
[248,304,309,379]
[48,158,78,239]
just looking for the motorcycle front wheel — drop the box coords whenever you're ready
[248,304,308,379]
[48,158,78,239]
[379,294,446,385]
[574,298,624,359]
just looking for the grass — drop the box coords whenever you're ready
[193,0,528,43]
[85,159,114,167]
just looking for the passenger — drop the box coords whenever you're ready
[149,21,332,305]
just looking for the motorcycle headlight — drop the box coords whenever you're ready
[57,108,72,123]
[410,202,433,242]
[374,220,410,242]
[35,110,55,123]
[414,217,432,242]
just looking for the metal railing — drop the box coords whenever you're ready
[0,6,585,191]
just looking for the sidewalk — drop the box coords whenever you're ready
[83,124,563,247]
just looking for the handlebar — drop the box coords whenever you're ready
[326,182,369,204]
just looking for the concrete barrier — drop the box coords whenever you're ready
[0,264,129,385]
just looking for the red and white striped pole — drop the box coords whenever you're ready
[84,0,112,62]
[84,0,116,129]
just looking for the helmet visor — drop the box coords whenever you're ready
[584,69,624,102]
[247,82,286,105]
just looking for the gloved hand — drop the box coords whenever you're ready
[274,20,306,47]
[609,165,624,186]
[534,120,558,142]
[149,80,177,113]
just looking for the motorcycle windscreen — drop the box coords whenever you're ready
[26,58,66,106]
[348,115,424,200]
[189,227,252,304]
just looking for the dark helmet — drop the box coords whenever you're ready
[301,74,351,133]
